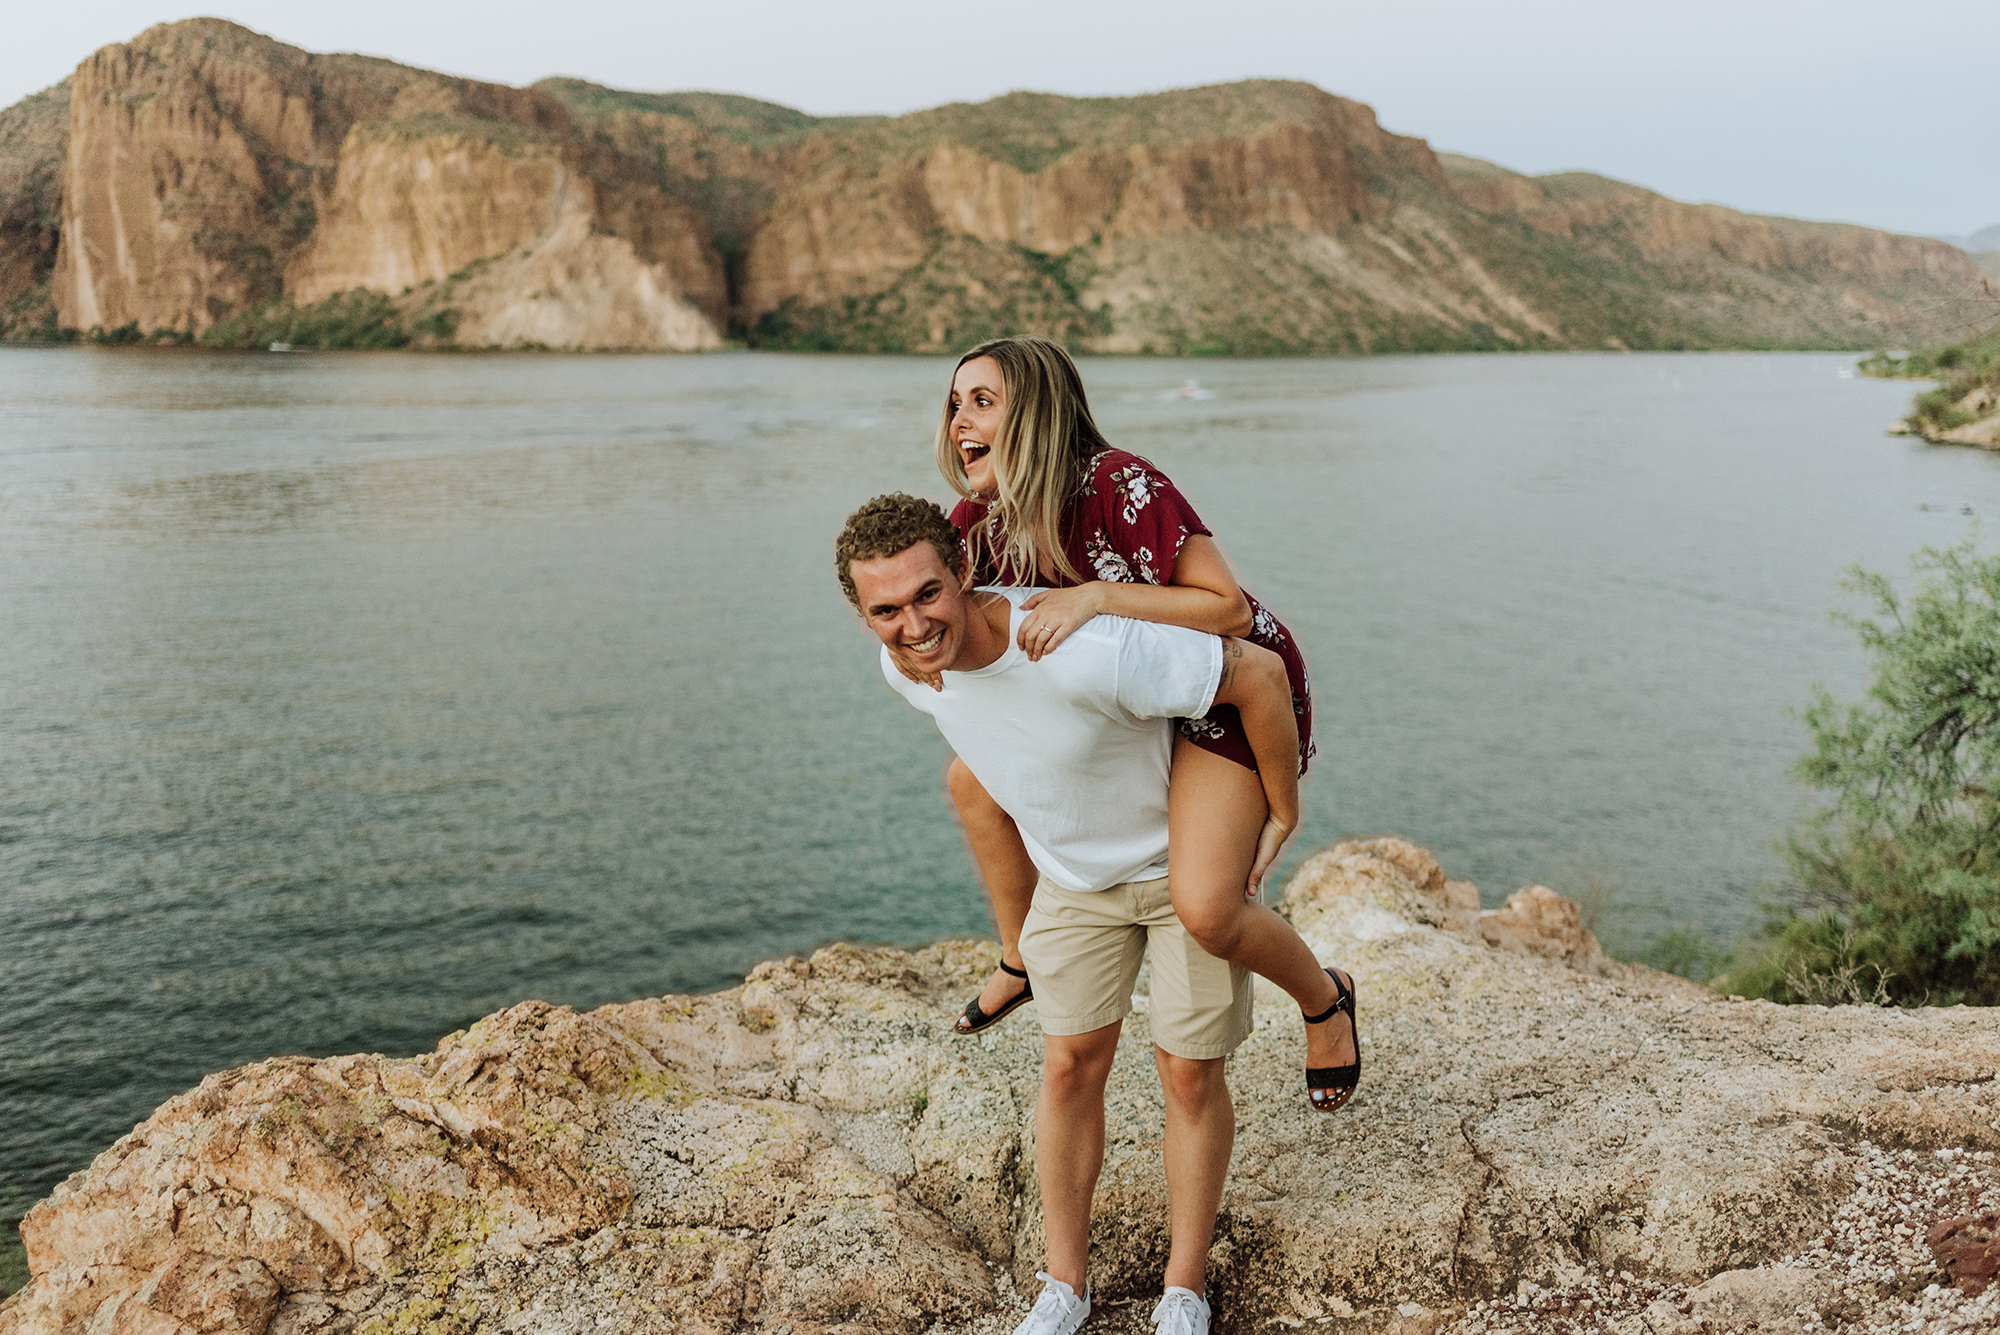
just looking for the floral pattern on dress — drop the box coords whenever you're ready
[1085,531,1174,586]
[1179,715,1229,743]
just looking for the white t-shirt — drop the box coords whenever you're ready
[881,588,1223,892]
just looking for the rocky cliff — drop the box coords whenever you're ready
[6,837,2000,1335]
[26,19,721,349]
[0,18,1983,352]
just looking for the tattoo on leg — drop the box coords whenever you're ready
[1218,638,1244,690]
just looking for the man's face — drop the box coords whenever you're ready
[850,542,972,674]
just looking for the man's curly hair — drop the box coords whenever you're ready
[835,493,965,608]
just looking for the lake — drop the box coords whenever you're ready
[3,347,1995,1250]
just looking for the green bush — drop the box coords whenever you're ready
[1912,384,1975,432]
[89,321,145,345]
[1725,539,2000,1005]
[201,290,435,350]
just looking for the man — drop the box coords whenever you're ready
[835,493,1303,1335]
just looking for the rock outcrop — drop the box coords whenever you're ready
[0,18,1983,350]
[8,836,2000,1334]
[39,19,723,349]
[1928,384,2000,448]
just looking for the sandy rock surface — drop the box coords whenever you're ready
[7,836,2000,1335]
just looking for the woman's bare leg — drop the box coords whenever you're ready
[945,756,1039,1017]
[1166,738,1355,1074]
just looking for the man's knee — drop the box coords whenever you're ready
[1043,1032,1117,1097]
[1156,1052,1227,1108]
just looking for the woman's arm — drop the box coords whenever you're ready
[1017,535,1254,660]
[1209,636,1302,892]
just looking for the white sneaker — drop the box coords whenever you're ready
[1014,1271,1091,1335]
[1149,1286,1210,1335]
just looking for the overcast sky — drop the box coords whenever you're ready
[7,1,1996,240]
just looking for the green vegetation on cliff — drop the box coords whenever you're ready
[0,77,66,342]
[199,289,458,350]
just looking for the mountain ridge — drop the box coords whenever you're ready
[0,18,1983,352]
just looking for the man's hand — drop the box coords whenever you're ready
[886,643,944,691]
[1018,584,1107,661]
[1246,814,1294,898]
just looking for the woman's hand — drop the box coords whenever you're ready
[886,644,944,691]
[1245,815,1295,899]
[1018,584,1107,661]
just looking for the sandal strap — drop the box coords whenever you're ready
[1306,1063,1360,1088]
[1302,993,1349,1025]
[999,960,1029,979]
[1302,969,1352,1025]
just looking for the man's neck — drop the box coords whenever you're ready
[948,590,1014,672]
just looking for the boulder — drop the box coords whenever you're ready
[1476,884,1606,969]
[7,836,2000,1334]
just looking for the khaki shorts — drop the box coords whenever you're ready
[1017,875,1253,1060]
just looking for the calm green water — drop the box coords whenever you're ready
[3,348,1996,1248]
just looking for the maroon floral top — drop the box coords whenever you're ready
[949,448,1314,775]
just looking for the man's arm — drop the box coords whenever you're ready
[1209,637,1300,893]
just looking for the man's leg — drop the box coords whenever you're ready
[947,757,1040,1016]
[1153,1049,1234,1294]
[1036,1022,1123,1291]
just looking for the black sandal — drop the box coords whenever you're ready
[1303,967,1359,1113]
[955,961,1033,1035]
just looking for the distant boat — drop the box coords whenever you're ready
[269,342,292,353]
[1164,379,1213,401]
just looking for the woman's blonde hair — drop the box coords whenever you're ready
[934,336,1111,584]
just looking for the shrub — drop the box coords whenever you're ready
[201,290,420,350]
[89,321,145,345]
[1912,384,1975,432]
[1728,539,2000,1005]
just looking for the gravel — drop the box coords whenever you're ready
[1441,1144,2000,1335]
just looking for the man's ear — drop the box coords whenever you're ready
[940,549,968,590]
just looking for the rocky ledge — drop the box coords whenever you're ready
[1888,385,2000,449]
[6,838,2000,1335]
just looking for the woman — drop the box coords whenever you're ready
[907,336,1358,1112]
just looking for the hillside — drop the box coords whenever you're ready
[0,78,64,336]
[0,18,1982,352]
